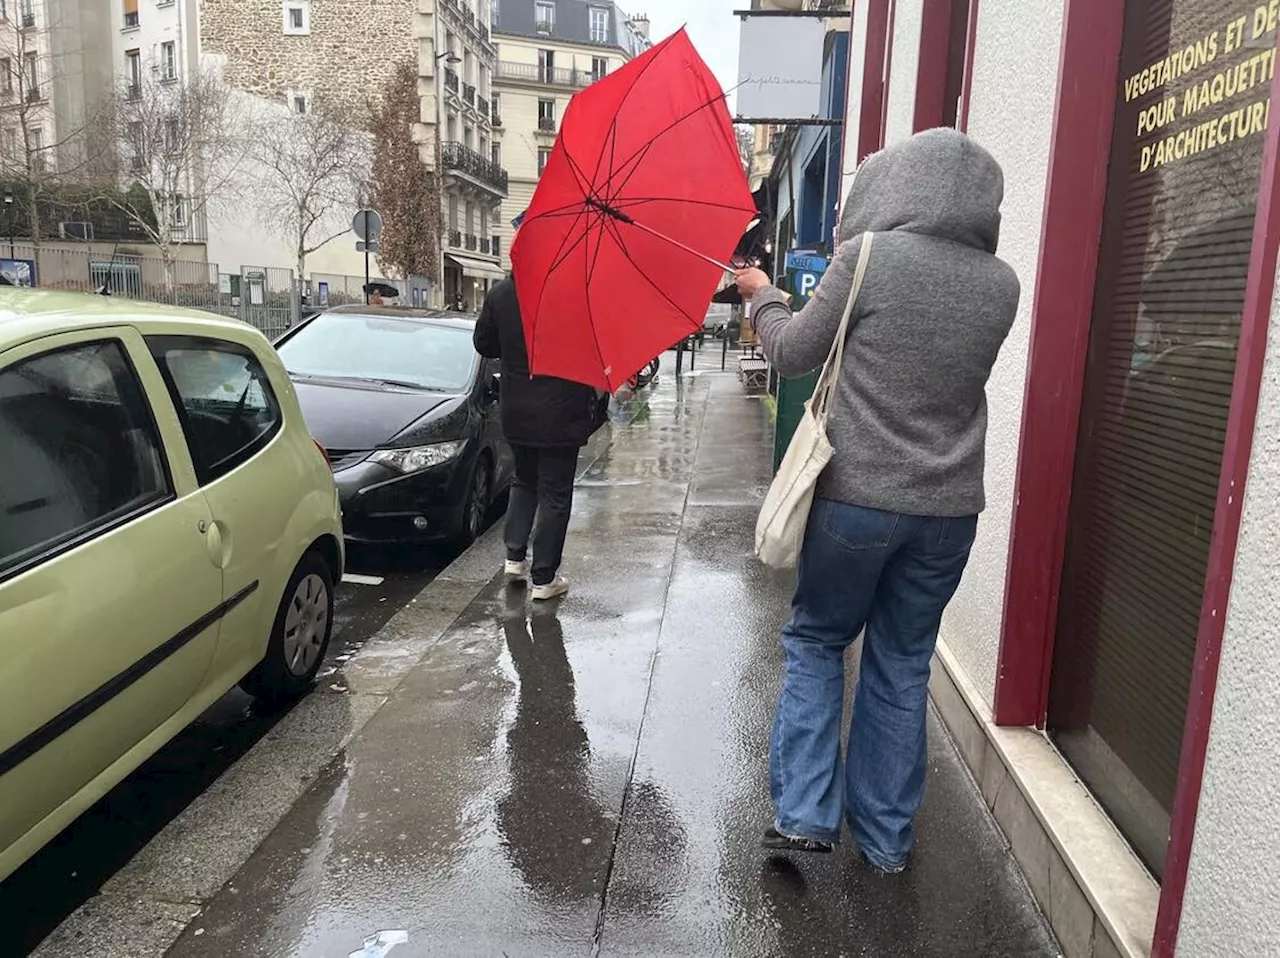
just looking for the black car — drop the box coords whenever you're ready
[274,305,513,546]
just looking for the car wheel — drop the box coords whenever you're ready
[240,550,334,704]
[456,455,492,547]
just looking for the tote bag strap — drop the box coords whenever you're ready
[812,232,875,420]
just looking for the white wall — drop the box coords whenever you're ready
[837,2,869,209]
[1176,261,1280,956]
[204,88,368,279]
[882,0,922,145]
[933,0,1066,704]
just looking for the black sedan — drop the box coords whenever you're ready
[274,306,513,546]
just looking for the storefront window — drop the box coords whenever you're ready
[1049,0,1274,877]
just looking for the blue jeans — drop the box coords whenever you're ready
[770,499,977,869]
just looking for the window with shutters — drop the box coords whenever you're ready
[1047,0,1272,878]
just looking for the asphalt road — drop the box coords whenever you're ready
[1,541,451,956]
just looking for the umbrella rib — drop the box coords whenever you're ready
[598,86,738,202]
[587,32,677,196]
[600,216,703,332]
[584,209,613,389]
[547,219,597,275]
[526,201,594,373]
[606,196,760,215]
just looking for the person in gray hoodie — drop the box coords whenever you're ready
[735,128,1019,871]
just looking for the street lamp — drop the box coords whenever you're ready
[3,188,14,259]
[436,51,462,64]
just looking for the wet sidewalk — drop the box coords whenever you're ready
[163,367,1058,958]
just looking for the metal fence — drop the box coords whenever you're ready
[309,273,435,310]
[3,244,437,342]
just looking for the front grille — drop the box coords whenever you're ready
[327,449,370,472]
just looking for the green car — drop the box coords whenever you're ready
[0,291,344,882]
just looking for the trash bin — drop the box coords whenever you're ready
[773,370,819,472]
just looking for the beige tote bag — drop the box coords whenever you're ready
[755,232,874,569]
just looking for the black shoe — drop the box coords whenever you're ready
[761,826,834,854]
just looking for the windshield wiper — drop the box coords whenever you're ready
[287,372,429,391]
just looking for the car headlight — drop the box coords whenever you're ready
[369,440,466,474]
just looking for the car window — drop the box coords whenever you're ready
[148,336,283,485]
[276,313,478,393]
[0,339,170,578]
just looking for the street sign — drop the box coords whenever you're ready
[783,249,828,306]
[353,209,383,243]
[356,240,380,253]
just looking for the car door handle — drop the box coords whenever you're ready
[205,520,231,570]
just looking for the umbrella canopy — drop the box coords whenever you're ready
[511,29,756,390]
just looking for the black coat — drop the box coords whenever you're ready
[474,277,605,448]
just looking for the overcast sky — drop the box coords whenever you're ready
[633,0,743,110]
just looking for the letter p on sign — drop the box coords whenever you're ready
[798,272,819,299]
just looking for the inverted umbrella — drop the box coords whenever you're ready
[511,29,757,391]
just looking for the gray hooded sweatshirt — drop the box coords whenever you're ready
[752,128,1020,517]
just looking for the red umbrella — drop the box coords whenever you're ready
[510,29,756,391]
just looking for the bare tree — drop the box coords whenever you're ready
[253,101,368,277]
[368,58,441,282]
[95,63,250,285]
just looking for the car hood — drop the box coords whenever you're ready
[292,378,464,450]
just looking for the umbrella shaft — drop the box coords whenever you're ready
[628,219,734,273]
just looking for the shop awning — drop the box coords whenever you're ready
[445,253,506,282]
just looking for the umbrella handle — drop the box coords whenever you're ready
[626,218,736,274]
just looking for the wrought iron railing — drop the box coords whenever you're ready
[497,61,594,89]
[465,233,478,251]
[537,116,556,133]
[463,82,475,106]
[444,68,459,93]
[441,141,509,194]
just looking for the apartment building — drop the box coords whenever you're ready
[490,0,650,271]
[199,0,417,278]
[417,0,507,310]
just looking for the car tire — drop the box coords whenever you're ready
[240,550,335,704]
[453,454,492,548]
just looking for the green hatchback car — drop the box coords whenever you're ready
[0,291,344,882]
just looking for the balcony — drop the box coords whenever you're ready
[441,141,508,195]
[21,12,34,28]
[463,82,475,107]
[444,67,459,94]
[448,229,462,248]
[25,86,40,103]
[537,116,556,134]
[477,98,490,119]
[478,236,501,257]
[465,233,478,251]
[497,61,594,89]
[123,10,138,28]
[127,84,142,101]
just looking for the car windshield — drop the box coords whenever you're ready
[278,313,478,392]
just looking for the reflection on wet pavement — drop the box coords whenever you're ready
[163,372,1058,958]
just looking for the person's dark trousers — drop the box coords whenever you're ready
[505,444,579,586]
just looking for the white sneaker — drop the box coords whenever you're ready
[505,559,530,584]
[531,576,569,601]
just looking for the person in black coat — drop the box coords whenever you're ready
[474,275,603,600]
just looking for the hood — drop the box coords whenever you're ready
[838,128,1004,254]
[292,378,463,450]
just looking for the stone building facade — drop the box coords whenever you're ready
[200,0,417,120]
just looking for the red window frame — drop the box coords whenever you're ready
[990,0,1280,953]
[912,0,978,132]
